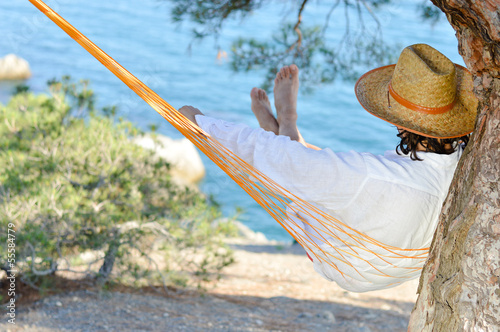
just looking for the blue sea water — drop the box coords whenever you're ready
[0,0,462,241]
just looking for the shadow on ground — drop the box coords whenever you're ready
[4,282,411,332]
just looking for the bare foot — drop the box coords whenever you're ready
[273,65,305,145]
[250,87,279,134]
[273,64,299,124]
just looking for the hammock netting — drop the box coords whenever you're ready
[29,0,429,292]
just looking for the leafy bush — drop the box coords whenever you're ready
[0,77,235,290]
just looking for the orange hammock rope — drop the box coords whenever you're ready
[29,0,429,291]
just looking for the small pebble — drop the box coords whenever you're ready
[358,323,372,332]
[298,312,313,319]
[321,311,336,323]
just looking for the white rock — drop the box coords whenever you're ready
[132,134,205,184]
[233,221,269,243]
[0,54,31,80]
[78,250,105,263]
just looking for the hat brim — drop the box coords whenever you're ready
[355,64,478,139]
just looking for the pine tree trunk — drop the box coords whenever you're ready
[409,1,500,331]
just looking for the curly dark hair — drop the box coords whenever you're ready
[396,129,470,161]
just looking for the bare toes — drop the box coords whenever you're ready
[251,87,270,104]
[276,69,283,81]
[251,87,259,99]
[280,66,289,79]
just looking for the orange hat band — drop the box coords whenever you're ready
[388,81,456,115]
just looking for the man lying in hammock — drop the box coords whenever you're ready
[178,44,478,292]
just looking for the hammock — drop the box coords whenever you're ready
[28,0,429,292]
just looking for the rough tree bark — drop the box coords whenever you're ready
[409,1,500,331]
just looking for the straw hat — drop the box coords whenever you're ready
[355,44,478,139]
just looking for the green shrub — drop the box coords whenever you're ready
[0,77,236,290]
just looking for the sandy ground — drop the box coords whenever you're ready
[3,237,419,332]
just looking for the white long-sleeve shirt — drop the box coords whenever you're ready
[196,115,461,292]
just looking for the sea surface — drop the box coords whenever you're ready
[0,0,462,241]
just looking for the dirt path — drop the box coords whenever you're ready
[3,238,418,332]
